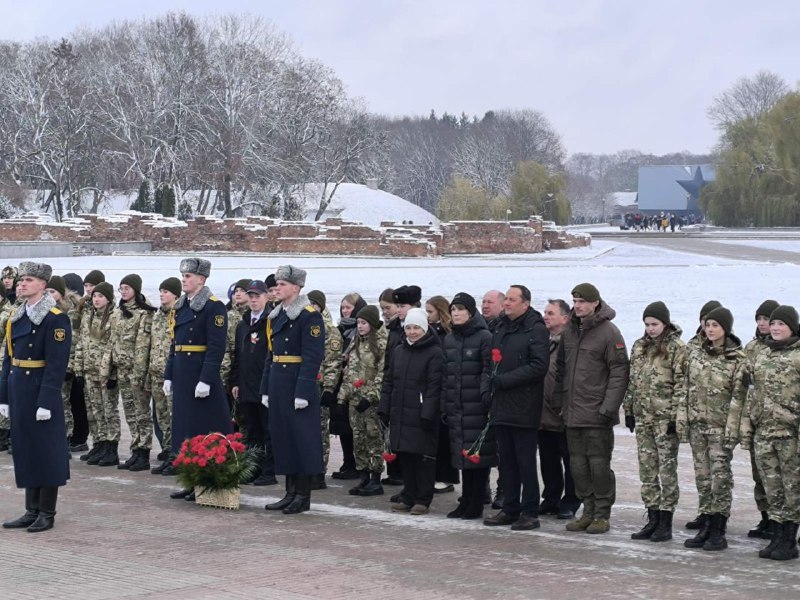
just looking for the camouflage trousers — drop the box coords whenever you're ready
[62,378,74,438]
[688,427,734,516]
[118,369,152,451]
[749,445,769,512]
[150,374,172,453]
[0,411,8,430]
[754,434,800,523]
[349,403,384,473]
[635,421,679,511]
[86,378,121,442]
[320,405,330,469]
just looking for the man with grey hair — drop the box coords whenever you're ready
[1,261,72,532]
[482,290,505,331]
[166,257,231,502]
[261,265,325,515]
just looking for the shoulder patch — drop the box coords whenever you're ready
[50,307,63,315]
[214,315,225,327]
[305,305,316,312]
[54,328,66,342]
[210,296,220,302]
[310,325,321,338]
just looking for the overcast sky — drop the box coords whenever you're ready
[0,0,797,156]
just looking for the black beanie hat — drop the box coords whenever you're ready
[392,285,422,305]
[756,299,780,321]
[92,282,114,304]
[450,292,477,317]
[699,300,722,321]
[265,274,277,289]
[63,273,84,295]
[356,305,382,330]
[307,290,326,311]
[234,278,252,293]
[0,279,5,299]
[571,283,601,302]
[120,274,142,295]
[643,301,670,326]
[770,305,800,335]
[704,306,733,335]
[47,275,66,298]
[159,277,182,298]
[85,269,105,286]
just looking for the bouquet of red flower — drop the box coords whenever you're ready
[173,432,257,492]
[461,417,495,465]
[379,419,397,463]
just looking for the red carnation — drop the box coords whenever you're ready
[354,379,365,389]
[467,453,481,464]
[491,349,503,363]
[231,442,246,453]
[197,458,208,468]
[215,455,226,464]
[461,448,469,458]
[316,373,322,381]
[382,451,397,463]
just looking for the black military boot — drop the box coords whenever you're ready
[771,522,800,561]
[759,521,782,558]
[27,487,57,533]
[98,441,119,467]
[0,428,9,452]
[631,507,660,540]
[3,488,40,529]
[650,510,673,542]
[685,514,704,530]
[357,472,384,497]
[80,442,101,462]
[86,441,107,465]
[702,513,728,551]
[117,449,138,470]
[348,472,370,495]
[151,455,173,475]
[683,514,711,548]
[128,449,151,472]
[266,476,296,511]
[748,511,773,539]
[283,475,311,514]
[310,473,327,490]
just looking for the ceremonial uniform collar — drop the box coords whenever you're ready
[174,285,213,312]
[11,292,56,325]
[268,294,310,322]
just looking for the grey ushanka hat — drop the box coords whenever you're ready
[18,261,53,282]
[179,257,211,278]
[275,265,306,288]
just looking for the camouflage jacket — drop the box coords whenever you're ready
[744,334,769,362]
[319,307,343,393]
[220,303,247,385]
[623,325,686,422]
[677,335,748,443]
[742,337,800,442]
[63,292,82,374]
[148,306,173,380]
[0,298,14,361]
[76,305,115,379]
[338,326,387,406]
[106,301,153,382]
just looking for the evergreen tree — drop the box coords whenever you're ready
[161,185,176,217]
[153,186,164,214]
[131,181,151,212]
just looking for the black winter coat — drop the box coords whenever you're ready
[442,313,497,469]
[230,310,269,404]
[379,329,443,456]
[383,316,405,375]
[487,307,549,429]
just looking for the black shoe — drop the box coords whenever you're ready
[356,473,384,497]
[117,452,138,470]
[631,508,660,540]
[434,483,454,494]
[491,492,505,510]
[252,475,279,486]
[3,489,38,529]
[184,491,196,502]
[771,522,800,561]
[98,442,119,467]
[349,472,370,495]
[558,506,576,520]
[170,489,193,500]
[447,503,468,519]
[539,502,559,516]
[161,463,177,476]
[156,449,168,461]
[749,512,773,539]
[85,441,106,465]
[511,514,541,531]
[381,477,403,486]
[266,476,297,511]
[27,487,56,533]
[128,450,151,472]
[331,467,360,480]
[310,474,327,490]
[685,514,704,530]
[684,514,711,548]
[702,513,728,551]
[650,510,673,543]
[69,442,89,453]
[151,458,172,475]
[759,521,782,558]
[483,510,518,526]
[26,513,54,533]
[282,495,310,514]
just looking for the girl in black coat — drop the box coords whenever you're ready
[442,293,496,519]
[379,308,444,515]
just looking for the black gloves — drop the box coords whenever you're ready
[355,399,371,413]
[320,390,335,407]
[106,379,118,390]
[420,418,435,432]
[666,421,677,435]
[378,412,390,427]
[625,415,636,433]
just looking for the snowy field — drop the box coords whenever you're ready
[715,239,800,253]
[32,238,800,347]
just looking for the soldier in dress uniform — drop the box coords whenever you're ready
[165,258,231,501]
[0,261,71,533]
[261,265,325,515]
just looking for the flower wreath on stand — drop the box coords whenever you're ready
[462,348,502,464]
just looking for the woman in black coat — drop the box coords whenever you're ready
[378,308,444,515]
[442,293,496,519]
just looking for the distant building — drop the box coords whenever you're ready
[637,165,715,215]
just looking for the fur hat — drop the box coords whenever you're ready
[571,283,600,303]
[180,257,211,278]
[275,265,306,287]
[18,261,52,282]
[1,265,17,281]
[47,275,66,298]
[450,292,477,317]
[84,269,105,286]
[404,307,429,332]
[699,300,722,321]
[392,285,422,305]
[770,305,800,335]
[159,277,182,298]
[63,273,84,295]
[120,274,142,295]
[356,305,382,330]
[756,299,780,321]
[704,306,733,335]
[307,290,326,311]
[643,301,670,326]
[92,282,114,304]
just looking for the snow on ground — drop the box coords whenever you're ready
[30,238,800,348]
[714,239,800,253]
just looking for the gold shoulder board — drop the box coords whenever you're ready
[305,305,316,312]
[50,307,63,315]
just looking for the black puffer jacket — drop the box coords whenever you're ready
[383,315,405,375]
[442,313,497,469]
[379,329,443,456]
[487,307,550,429]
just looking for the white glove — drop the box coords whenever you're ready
[36,408,51,421]
[195,381,210,398]
[294,398,308,410]
[163,380,172,396]
[0,404,8,418]
[261,395,269,408]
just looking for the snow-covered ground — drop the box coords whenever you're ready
[715,239,800,253]
[28,238,800,348]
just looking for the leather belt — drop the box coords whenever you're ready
[12,359,46,368]
[174,345,207,352]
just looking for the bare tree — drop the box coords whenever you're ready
[708,70,789,130]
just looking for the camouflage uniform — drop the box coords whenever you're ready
[0,298,14,432]
[744,335,771,513]
[338,327,387,473]
[623,325,685,511]
[318,307,343,468]
[743,339,800,523]
[149,306,173,452]
[60,293,83,439]
[75,305,119,442]
[106,302,153,451]
[677,337,748,517]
